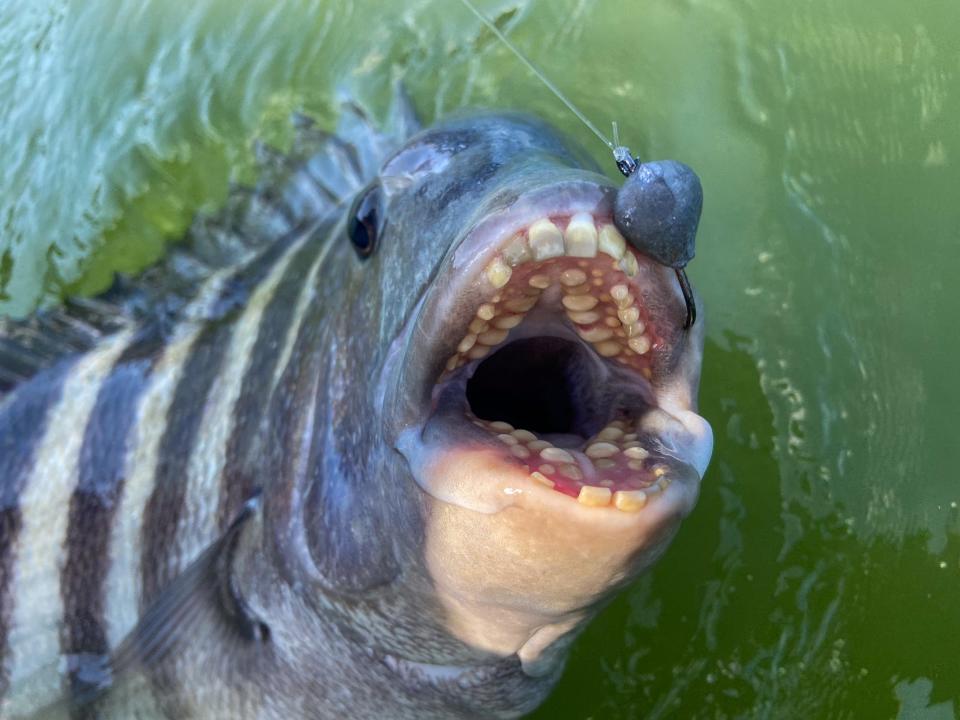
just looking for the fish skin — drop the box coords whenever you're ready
[0,104,710,719]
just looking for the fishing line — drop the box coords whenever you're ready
[457,0,619,155]
[456,0,697,328]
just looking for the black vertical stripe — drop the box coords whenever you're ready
[217,232,326,529]
[0,357,79,696]
[60,332,163,716]
[139,321,234,603]
[140,224,308,603]
[135,230,308,719]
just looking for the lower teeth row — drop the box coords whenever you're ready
[472,418,674,512]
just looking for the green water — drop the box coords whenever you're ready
[2,0,958,717]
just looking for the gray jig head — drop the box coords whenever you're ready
[611,137,702,329]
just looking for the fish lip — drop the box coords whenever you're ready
[379,175,711,518]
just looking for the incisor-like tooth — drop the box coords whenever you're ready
[478,329,509,346]
[567,310,601,325]
[561,294,599,312]
[624,446,649,460]
[564,213,598,257]
[624,323,644,338]
[502,234,532,267]
[531,471,555,488]
[467,344,490,360]
[486,257,512,288]
[468,318,488,334]
[540,447,575,464]
[585,442,619,458]
[489,421,514,432]
[560,268,587,286]
[496,433,518,445]
[445,355,459,371]
[529,219,564,260]
[457,334,477,353]
[527,440,551,451]
[477,304,496,321]
[511,429,537,442]
[578,326,614,343]
[510,444,531,459]
[578,485,612,507]
[539,463,556,475]
[598,224,626,260]
[628,336,651,354]
[617,307,640,325]
[506,296,539,312]
[559,463,583,480]
[528,274,551,289]
[595,340,621,357]
[619,252,639,277]
[614,490,647,512]
[493,314,523,329]
[597,426,624,441]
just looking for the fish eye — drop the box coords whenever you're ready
[347,182,381,258]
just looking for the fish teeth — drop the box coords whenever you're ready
[442,214,661,381]
[564,213,598,257]
[501,234,532,267]
[486,257,512,288]
[617,307,640,325]
[457,334,477,353]
[528,274,551,289]
[596,426,623,441]
[594,340,621,357]
[560,268,587,286]
[618,252,639,277]
[528,219,564,260]
[585,442,618,458]
[598,224,626,260]
[577,326,614,343]
[540,447,575,464]
[624,446,649,460]
[530,471,555,488]
[567,310,601,325]
[577,485,612,507]
[561,294,599,312]
[614,490,647,512]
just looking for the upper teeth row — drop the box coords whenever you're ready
[485,215,637,289]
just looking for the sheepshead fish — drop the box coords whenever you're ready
[0,93,712,719]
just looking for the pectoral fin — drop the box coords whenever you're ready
[20,493,268,719]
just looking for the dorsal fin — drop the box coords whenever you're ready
[0,88,420,401]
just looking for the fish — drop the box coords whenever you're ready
[0,90,713,719]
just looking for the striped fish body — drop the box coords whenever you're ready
[0,104,411,718]
[0,100,713,719]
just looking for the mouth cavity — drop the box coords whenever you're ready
[425,213,690,514]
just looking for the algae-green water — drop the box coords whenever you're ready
[1,0,958,717]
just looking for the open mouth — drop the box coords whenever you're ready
[414,211,700,514]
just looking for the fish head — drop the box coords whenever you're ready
[356,111,713,671]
